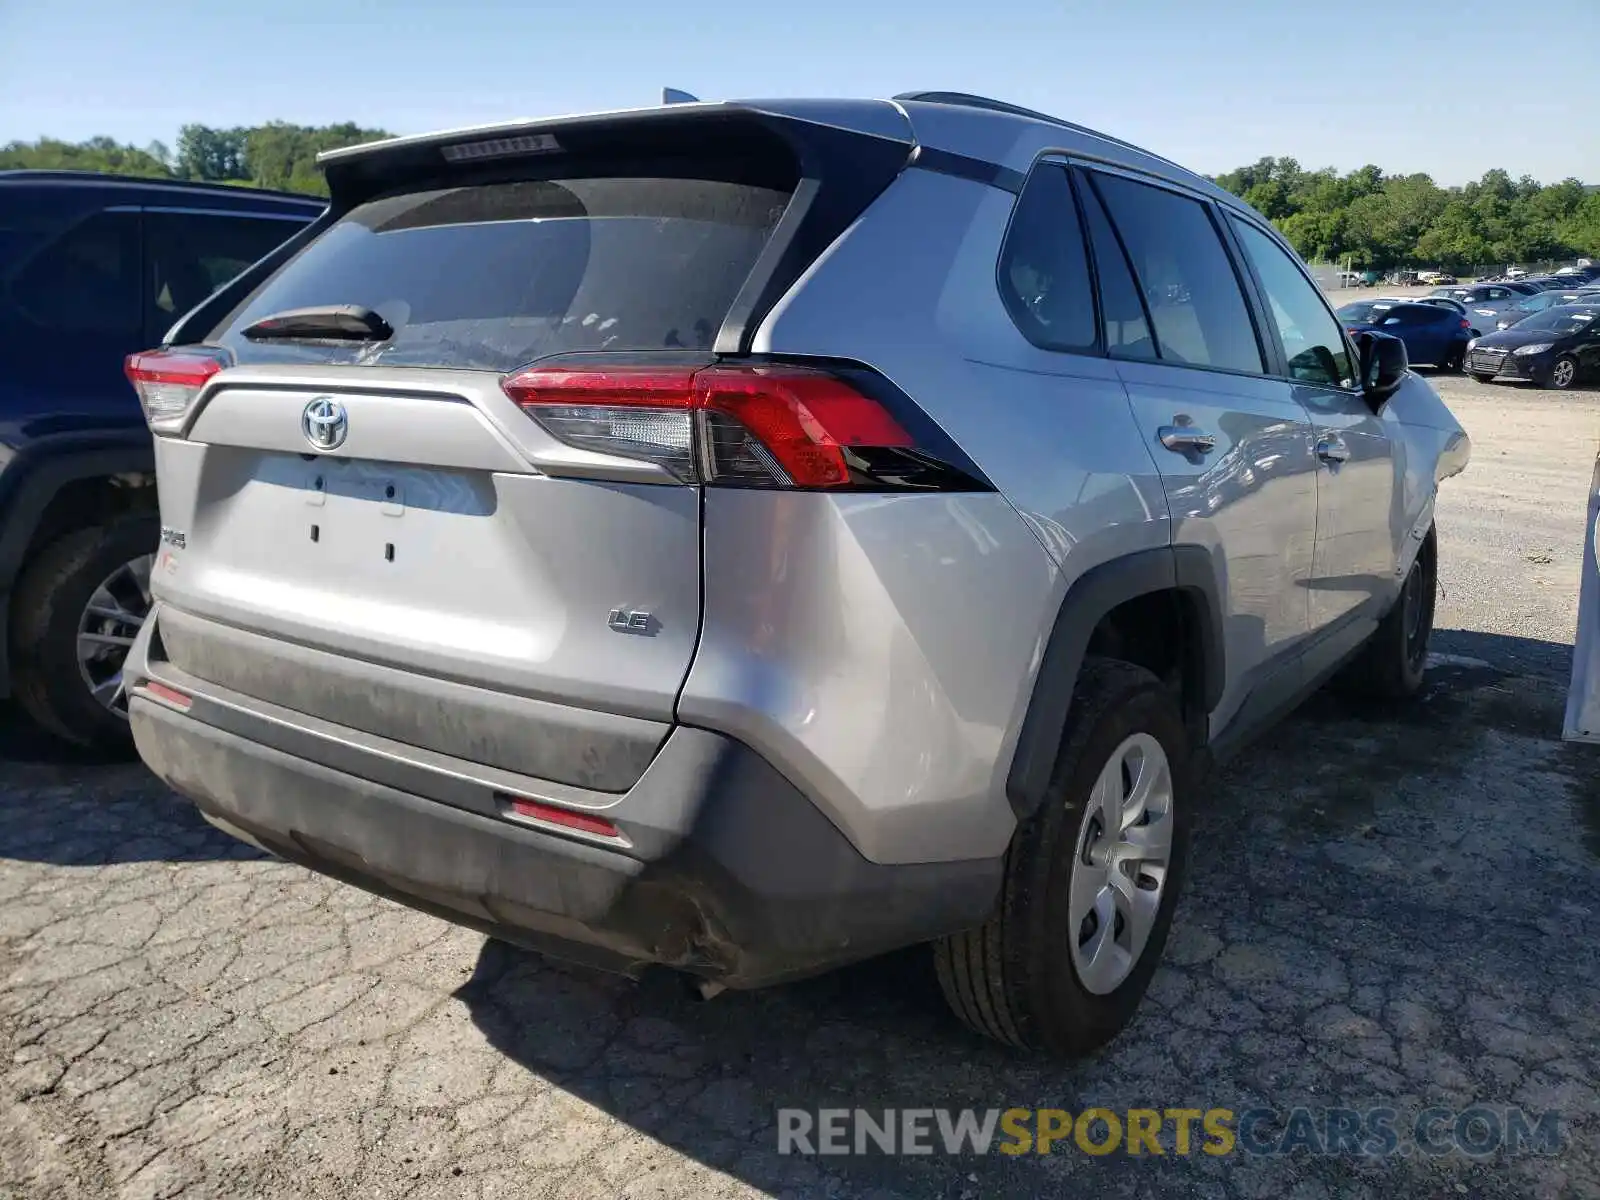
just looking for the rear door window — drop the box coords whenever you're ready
[212,177,792,371]
[1078,179,1156,360]
[8,207,141,335]
[1088,172,1263,374]
[145,210,312,342]
[996,163,1096,352]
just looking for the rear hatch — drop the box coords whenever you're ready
[137,106,913,792]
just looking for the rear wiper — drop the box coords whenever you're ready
[241,305,393,343]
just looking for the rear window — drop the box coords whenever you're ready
[1336,301,1394,323]
[212,176,792,371]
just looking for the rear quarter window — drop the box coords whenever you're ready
[212,177,792,371]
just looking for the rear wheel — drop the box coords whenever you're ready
[934,659,1190,1057]
[9,517,158,753]
[1546,355,1579,391]
[1440,341,1466,372]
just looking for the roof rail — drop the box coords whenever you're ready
[0,168,325,205]
[892,91,1191,178]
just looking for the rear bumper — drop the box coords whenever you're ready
[127,625,1001,988]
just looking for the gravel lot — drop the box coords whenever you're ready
[2,373,1598,1199]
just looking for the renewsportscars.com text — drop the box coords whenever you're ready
[777,1106,1563,1158]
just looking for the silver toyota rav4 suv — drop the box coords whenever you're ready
[125,93,1470,1058]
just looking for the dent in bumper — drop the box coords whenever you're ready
[130,697,1002,988]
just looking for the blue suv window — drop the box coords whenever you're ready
[8,208,141,335]
[144,210,308,342]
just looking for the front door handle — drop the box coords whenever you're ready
[1158,426,1217,455]
[1316,436,1350,464]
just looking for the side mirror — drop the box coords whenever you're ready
[1353,330,1408,409]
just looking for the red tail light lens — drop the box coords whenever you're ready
[504,362,939,490]
[125,347,229,431]
[141,680,193,710]
[500,794,622,840]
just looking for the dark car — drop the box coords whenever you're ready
[1429,283,1527,324]
[1338,300,1473,370]
[1467,305,1600,389]
[1494,287,1600,330]
[0,170,323,748]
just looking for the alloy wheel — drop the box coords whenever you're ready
[75,554,153,718]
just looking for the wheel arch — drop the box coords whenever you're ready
[0,440,156,698]
[1005,545,1225,821]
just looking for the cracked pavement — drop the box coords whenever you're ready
[1,377,1598,1199]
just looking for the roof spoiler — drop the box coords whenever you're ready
[662,88,700,105]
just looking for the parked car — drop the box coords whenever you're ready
[1387,269,1420,286]
[1431,283,1527,323]
[0,170,323,749]
[1493,288,1599,330]
[1554,265,1600,282]
[121,92,1471,1059]
[1338,300,1472,369]
[1506,266,1529,279]
[1417,270,1457,285]
[1395,295,1486,335]
[1468,305,1600,389]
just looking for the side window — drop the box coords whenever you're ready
[9,209,141,334]
[1229,217,1355,388]
[1089,172,1263,374]
[996,164,1096,352]
[144,211,308,342]
[1078,179,1156,360]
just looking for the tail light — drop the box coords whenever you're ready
[1460,318,1471,329]
[503,362,986,491]
[125,348,229,432]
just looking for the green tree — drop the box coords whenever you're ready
[175,124,248,181]
[1,123,392,197]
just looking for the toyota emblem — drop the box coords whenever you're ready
[301,397,348,452]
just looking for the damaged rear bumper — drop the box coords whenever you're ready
[127,613,1001,988]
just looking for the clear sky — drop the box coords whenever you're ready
[2,0,1595,186]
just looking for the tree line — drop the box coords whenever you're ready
[0,122,391,197]
[3,127,1596,271]
[1213,157,1600,272]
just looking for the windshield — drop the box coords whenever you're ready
[1516,309,1596,334]
[211,177,791,371]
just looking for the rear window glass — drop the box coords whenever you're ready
[212,177,792,371]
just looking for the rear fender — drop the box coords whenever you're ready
[1005,546,1225,820]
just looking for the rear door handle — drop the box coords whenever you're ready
[1158,426,1217,455]
[1316,436,1350,464]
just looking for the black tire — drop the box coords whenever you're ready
[1470,373,1495,384]
[1440,341,1466,373]
[9,516,159,753]
[933,658,1191,1057]
[1544,355,1579,391]
[1336,527,1436,700]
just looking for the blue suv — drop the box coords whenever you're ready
[0,170,322,750]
